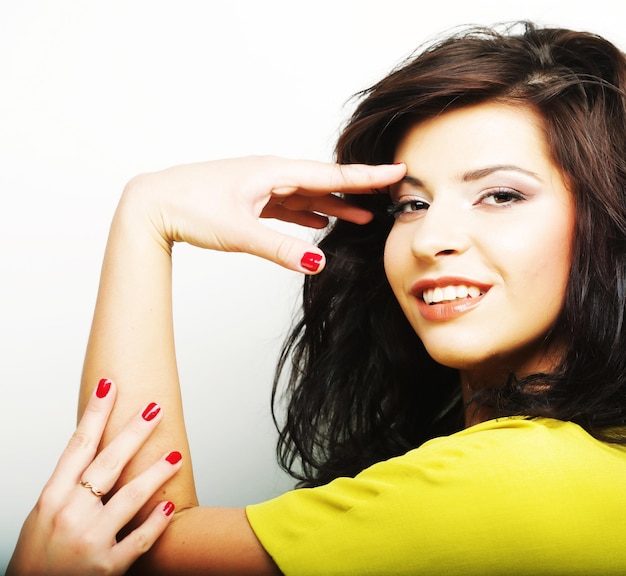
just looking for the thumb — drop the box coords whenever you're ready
[239,221,325,274]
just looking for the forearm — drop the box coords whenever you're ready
[76,183,276,572]
[79,179,198,515]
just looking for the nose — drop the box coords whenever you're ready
[410,201,470,263]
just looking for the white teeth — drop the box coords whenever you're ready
[468,286,481,298]
[422,284,483,305]
[443,286,457,301]
[456,285,469,299]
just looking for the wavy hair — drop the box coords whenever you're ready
[272,22,626,487]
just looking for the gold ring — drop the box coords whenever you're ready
[79,480,105,497]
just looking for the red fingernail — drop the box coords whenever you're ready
[300,252,322,272]
[142,402,161,421]
[96,378,112,398]
[166,451,182,465]
[163,501,175,516]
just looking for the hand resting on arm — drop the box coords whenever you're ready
[7,379,182,576]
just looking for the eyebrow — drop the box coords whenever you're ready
[399,164,543,189]
[461,164,543,182]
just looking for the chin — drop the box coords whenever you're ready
[424,346,514,374]
[425,349,483,371]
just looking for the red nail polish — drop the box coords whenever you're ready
[163,501,175,516]
[300,252,322,272]
[165,451,182,465]
[142,402,161,421]
[96,379,112,398]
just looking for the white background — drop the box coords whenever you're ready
[1,0,624,567]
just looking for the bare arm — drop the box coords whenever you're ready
[79,186,197,515]
[79,157,406,573]
[131,507,280,575]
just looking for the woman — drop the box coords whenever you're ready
[9,21,626,575]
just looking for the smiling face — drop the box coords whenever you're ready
[384,102,575,378]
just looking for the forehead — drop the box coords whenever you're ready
[394,102,554,177]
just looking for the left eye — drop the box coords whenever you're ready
[480,188,525,206]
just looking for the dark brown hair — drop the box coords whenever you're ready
[273,22,626,487]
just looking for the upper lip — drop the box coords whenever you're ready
[410,276,492,298]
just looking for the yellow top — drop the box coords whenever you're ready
[246,417,626,575]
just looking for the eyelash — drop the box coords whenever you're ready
[387,188,526,219]
[387,199,429,218]
[479,188,526,206]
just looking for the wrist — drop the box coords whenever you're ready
[118,174,173,254]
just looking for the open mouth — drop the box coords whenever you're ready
[422,285,484,305]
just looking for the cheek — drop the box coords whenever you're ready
[501,212,574,311]
[383,228,405,292]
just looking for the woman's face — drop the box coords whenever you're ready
[384,102,575,375]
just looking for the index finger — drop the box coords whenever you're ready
[269,159,406,196]
[47,378,117,490]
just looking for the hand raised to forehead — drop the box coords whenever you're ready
[121,156,406,274]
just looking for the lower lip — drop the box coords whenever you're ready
[416,293,486,321]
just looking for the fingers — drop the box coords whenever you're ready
[70,399,181,571]
[269,159,406,195]
[265,207,330,229]
[77,401,163,500]
[263,193,374,227]
[48,378,117,491]
[103,451,182,537]
[246,160,406,273]
[235,219,326,274]
[98,453,181,570]
[11,378,182,576]
[112,500,176,566]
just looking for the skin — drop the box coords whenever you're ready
[7,380,182,576]
[384,102,576,424]
[7,157,405,575]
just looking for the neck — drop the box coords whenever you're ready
[460,370,499,427]
[459,341,565,428]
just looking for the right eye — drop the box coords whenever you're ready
[387,199,430,219]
